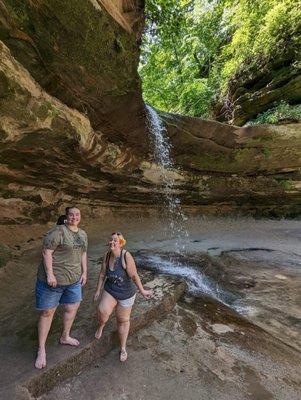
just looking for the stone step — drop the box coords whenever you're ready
[17,273,185,399]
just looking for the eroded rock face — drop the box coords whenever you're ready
[212,51,301,125]
[98,0,144,33]
[162,112,301,216]
[0,0,300,228]
[0,40,149,223]
[0,0,146,148]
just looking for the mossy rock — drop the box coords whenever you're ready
[0,243,11,268]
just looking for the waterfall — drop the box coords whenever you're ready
[145,105,238,305]
[146,105,189,253]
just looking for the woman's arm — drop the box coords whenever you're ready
[80,251,88,286]
[125,252,153,299]
[93,253,108,302]
[42,248,57,287]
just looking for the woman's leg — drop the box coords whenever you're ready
[95,291,117,339]
[115,304,132,360]
[59,281,82,345]
[60,302,81,346]
[35,279,60,368]
[35,307,57,369]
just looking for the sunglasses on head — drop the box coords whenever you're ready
[111,232,122,236]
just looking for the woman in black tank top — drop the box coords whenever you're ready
[94,232,153,362]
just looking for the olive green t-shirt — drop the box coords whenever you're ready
[37,225,88,285]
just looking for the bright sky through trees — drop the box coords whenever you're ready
[139,0,301,121]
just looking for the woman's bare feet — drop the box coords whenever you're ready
[95,326,103,340]
[59,336,80,346]
[35,349,46,369]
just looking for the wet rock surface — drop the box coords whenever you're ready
[39,295,301,400]
[218,250,301,352]
[0,215,300,399]
[0,263,185,399]
[137,247,301,353]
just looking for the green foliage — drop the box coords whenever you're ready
[262,147,271,159]
[140,0,301,117]
[248,101,301,125]
[219,0,301,89]
[139,0,226,116]
[278,179,293,191]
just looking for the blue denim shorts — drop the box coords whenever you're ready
[35,279,82,310]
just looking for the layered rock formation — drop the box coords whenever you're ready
[0,39,145,221]
[0,0,146,147]
[212,49,301,125]
[163,112,301,216]
[0,0,301,229]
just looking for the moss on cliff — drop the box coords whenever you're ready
[0,242,10,268]
[1,0,142,121]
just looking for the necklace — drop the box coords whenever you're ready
[110,251,121,271]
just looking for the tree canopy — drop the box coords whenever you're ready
[139,0,301,121]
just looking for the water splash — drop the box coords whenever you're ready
[138,254,236,305]
[146,105,189,253]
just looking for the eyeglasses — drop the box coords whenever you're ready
[111,232,122,236]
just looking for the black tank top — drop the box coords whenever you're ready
[104,250,136,300]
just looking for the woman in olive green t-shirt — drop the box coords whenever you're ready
[35,207,88,369]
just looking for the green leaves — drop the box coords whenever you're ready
[248,101,301,125]
[140,0,300,120]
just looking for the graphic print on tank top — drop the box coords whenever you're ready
[104,250,136,301]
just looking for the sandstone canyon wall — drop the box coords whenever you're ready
[212,48,301,126]
[0,0,300,232]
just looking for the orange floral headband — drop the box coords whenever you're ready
[111,232,126,247]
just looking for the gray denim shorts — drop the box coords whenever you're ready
[118,294,136,308]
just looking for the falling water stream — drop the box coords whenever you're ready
[146,105,189,252]
[145,105,237,306]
